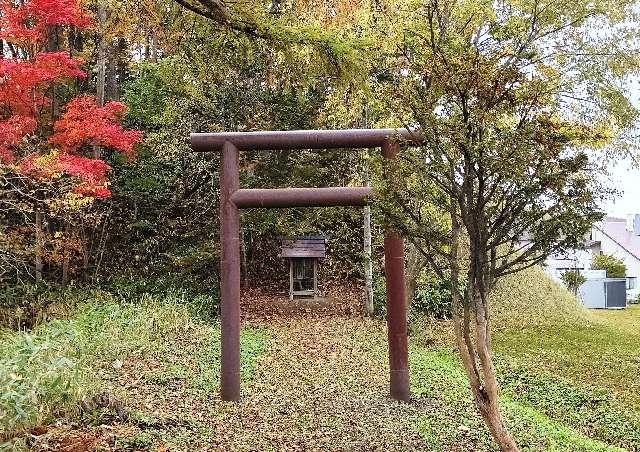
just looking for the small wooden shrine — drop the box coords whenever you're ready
[279,236,326,299]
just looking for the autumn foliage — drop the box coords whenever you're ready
[19,152,112,198]
[0,0,92,43]
[50,95,142,159]
[0,0,141,197]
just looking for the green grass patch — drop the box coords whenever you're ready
[408,265,640,450]
[498,367,640,449]
[410,346,624,451]
[0,290,265,445]
[494,322,640,412]
[0,320,85,440]
[489,269,640,448]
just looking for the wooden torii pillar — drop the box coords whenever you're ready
[191,128,422,402]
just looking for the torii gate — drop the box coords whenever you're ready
[190,128,422,402]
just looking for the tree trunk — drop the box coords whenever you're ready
[68,26,85,92]
[468,280,518,451]
[144,34,150,60]
[96,2,107,112]
[150,32,158,61]
[82,2,108,280]
[81,226,90,281]
[363,204,374,315]
[362,155,374,316]
[94,1,107,163]
[450,200,518,451]
[240,227,248,288]
[93,209,111,281]
[61,222,70,285]
[34,209,43,282]
[45,25,61,117]
[106,49,118,101]
[116,37,128,100]
[68,26,84,52]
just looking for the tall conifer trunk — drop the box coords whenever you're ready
[96,2,107,116]
[34,209,43,282]
[362,160,374,316]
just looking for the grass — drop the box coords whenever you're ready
[492,267,640,448]
[408,265,640,450]
[0,289,265,449]
[409,344,636,451]
[490,265,593,329]
[0,320,85,440]
[2,266,640,450]
[494,320,640,410]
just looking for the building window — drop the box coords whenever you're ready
[627,277,637,290]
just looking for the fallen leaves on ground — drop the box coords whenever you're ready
[30,286,430,451]
[203,316,425,451]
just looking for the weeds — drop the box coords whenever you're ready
[0,321,88,439]
[0,288,255,445]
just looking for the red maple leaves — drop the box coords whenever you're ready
[0,0,92,43]
[50,96,143,159]
[20,152,113,198]
[0,52,85,116]
[0,116,37,163]
[0,52,86,160]
[0,0,141,200]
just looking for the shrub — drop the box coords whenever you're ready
[412,280,453,319]
[375,271,459,319]
[560,270,586,295]
[0,272,220,330]
[372,270,387,317]
[591,253,626,278]
[0,321,90,440]
[0,283,82,329]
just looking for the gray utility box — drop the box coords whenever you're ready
[578,278,627,309]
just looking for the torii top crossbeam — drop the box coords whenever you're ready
[190,128,422,152]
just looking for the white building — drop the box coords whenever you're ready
[545,215,640,301]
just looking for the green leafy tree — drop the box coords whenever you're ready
[592,254,626,278]
[115,23,369,284]
[561,270,587,295]
[374,0,640,449]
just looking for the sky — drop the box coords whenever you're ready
[601,159,640,218]
[600,71,640,219]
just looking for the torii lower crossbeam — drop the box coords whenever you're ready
[190,128,422,402]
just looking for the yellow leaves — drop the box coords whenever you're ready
[292,0,369,26]
[534,113,616,149]
[451,0,496,26]
[496,113,518,129]
[47,192,95,213]
[564,120,616,149]
[537,64,560,80]
[585,121,617,148]
[33,150,63,180]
